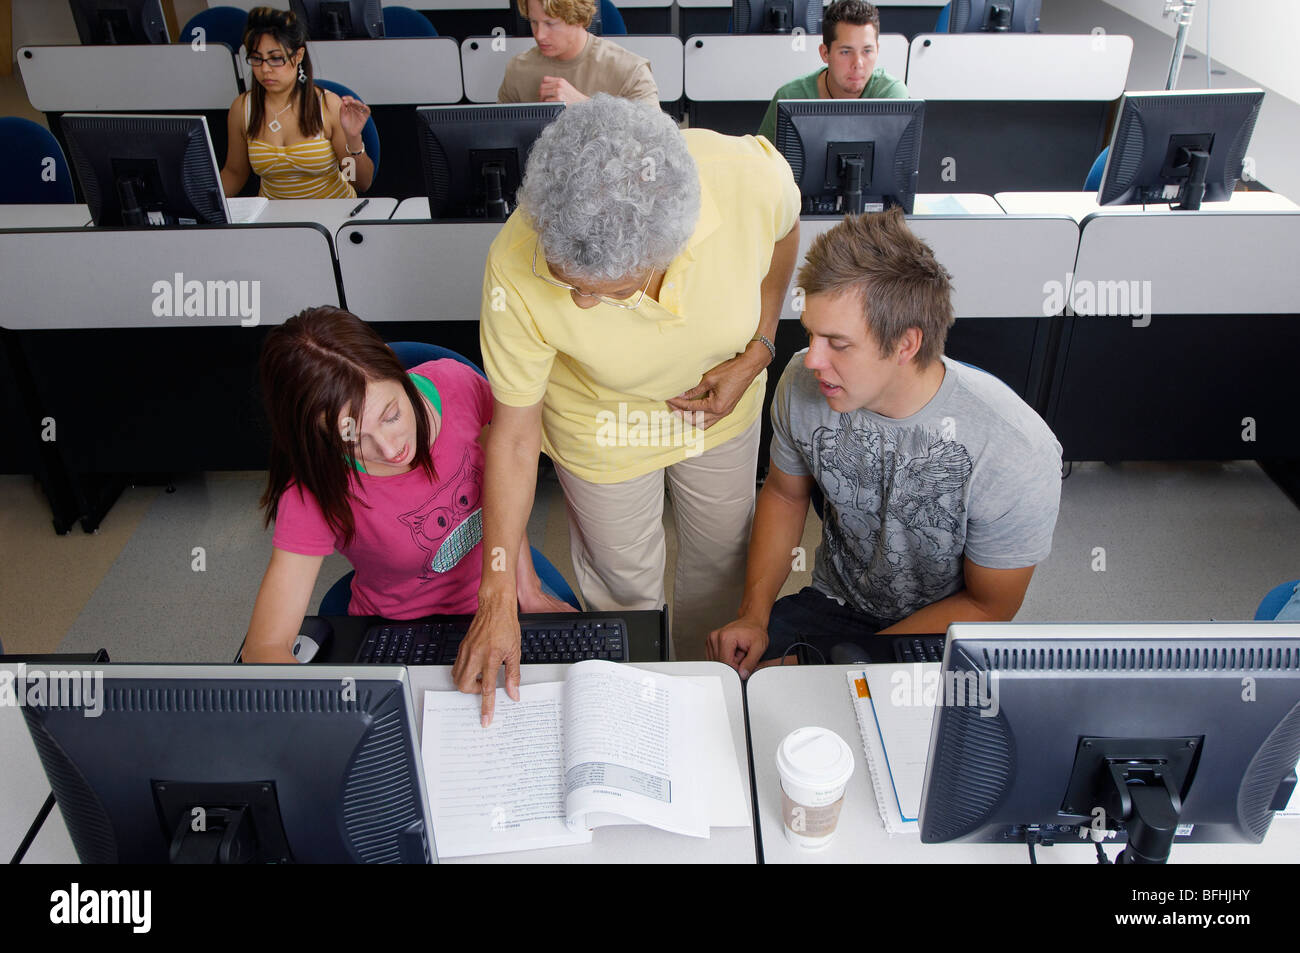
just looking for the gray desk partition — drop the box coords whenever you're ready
[904,34,1131,101]
[0,225,339,329]
[785,215,1079,320]
[684,33,909,102]
[1049,210,1300,461]
[338,220,502,323]
[232,38,464,104]
[17,45,242,112]
[461,35,684,103]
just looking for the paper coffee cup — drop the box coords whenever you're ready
[776,726,855,849]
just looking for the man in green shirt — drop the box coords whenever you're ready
[757,0,908,143]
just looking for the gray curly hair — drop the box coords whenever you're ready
[518,95,701,285]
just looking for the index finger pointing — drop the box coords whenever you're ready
[480,667,497,727]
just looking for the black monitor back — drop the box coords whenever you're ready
[62,113,229,227]
[417,103,564,220]
[69,0,169,44]
[20,664,434,864]
[948,0,1041,33]
[732,0,822,35]
[291,0,385,39]
[776,98,924,214]
[919,624,1300,856]
[1099,88,1264,206]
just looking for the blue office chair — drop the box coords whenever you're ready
[318,340,582,614]
[598,0,627,35]
[0,117,75,204]
[382,5,438,37]
[179,5,248,53]
[936,2,951,32]
[1084,146,1109,191]
[1255,580,1300,620]
[313,78,381,183]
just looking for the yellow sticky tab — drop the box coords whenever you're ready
[855,676,869,698]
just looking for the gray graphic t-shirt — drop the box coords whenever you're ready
[770,353,1063,626]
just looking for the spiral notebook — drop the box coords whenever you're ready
[846,665,939,835]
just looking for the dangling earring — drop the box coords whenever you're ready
[298,62,307,84]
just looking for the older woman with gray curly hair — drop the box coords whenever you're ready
[454,95,800,723]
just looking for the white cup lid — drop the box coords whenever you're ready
[776,726,855,790]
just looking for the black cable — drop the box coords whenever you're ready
[9,793,55,865]
[1095,842,1112,864]
[1025,830,1039,864]
[1061,461,1073,480]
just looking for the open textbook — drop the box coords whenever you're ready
[421,660,749,857]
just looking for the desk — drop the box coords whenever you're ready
[995,189,1300,224]
[0,204,91,228]
[231,39,464,105]
[905,34,1131,101]
[2,661,754,864]
[746,665,1300,863]
[249,196,398,245]
[911,193,1003,215]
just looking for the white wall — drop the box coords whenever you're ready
[1100,0,1300,104]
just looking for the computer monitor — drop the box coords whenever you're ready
[918,623,1300,864]
[946,0,1041,33]
[732,0,823,35]
[290,0,385,40]
[775,98,925,214]
[69,0,169,44]
[416,103,565,221]
[61,113,230,227]
[19,664,435,863]
[1098,88,1265,210]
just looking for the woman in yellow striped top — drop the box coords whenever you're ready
[219,6,373,200]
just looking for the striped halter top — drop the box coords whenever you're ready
[245,90,357,200]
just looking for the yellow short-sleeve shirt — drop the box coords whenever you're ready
[480,129,801,484]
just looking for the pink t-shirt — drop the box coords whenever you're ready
[272,359,492,618]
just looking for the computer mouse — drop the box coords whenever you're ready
[292,617,334,664]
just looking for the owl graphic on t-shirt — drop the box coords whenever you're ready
[398,447,484,579]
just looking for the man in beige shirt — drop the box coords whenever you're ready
[498,0,660,105]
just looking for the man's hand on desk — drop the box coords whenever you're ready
[453,591,522,726]
[706,617,770,680]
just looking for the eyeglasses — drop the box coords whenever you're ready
[531,240,654,311]
[246,53,290,68]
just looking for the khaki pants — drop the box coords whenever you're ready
[555,418,760,660]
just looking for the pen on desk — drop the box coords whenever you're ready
[348,199,370,218]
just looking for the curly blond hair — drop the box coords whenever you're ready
[516,0,596,28]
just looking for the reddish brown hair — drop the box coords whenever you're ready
[259,306,434,547]
[798,207,954,367]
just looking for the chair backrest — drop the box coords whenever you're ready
[389,341,486,378]
[1084,146,1109,192]
[936,2,952,32]
[0,117,76,204]
[180,5,249,53]
[599,0,627,35]
[382,6,438,37]
[313,78,381,178]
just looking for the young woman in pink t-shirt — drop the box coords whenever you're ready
[243,306,571,663]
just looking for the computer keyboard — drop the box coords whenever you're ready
[893,635,946,664]
[356,618,629,665]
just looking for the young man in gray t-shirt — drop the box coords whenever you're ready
[706,208,1062,677]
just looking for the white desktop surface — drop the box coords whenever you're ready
[746,665,1300,864]
[995,190,1300,224]
[0,204,91,228]
[912,193,1003,216]
[409,661,756,864]
[248,197,398,236]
